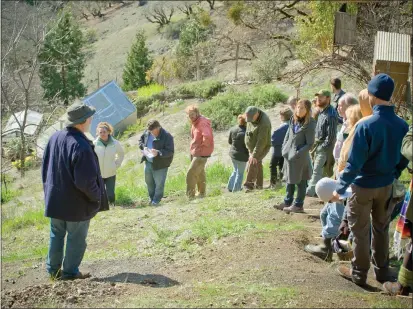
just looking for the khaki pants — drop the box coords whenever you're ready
[186,157,208,198]
[323,151,335,178]
[243,160,263,190]
[347,184,393,283]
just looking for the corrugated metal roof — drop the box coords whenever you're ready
[2,110,43,136]
[374,31,411,63]
[82,80,136,138]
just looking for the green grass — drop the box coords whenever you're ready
[2,209,48,234]
[1,186,20,204]
[2,244,48,263]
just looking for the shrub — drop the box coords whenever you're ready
[146,55,178,86]
[170,79,225,99]
[252,46,288,83]
[163,19,186,40]
[12,155,38,170]
[137,83,165,98]
[201,85,288,130]
[227,1,245,25]
[85,28,98,43]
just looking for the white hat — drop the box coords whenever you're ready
[315,177,337,203]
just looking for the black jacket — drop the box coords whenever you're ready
[139,128,174,170]
[42,127,109,222]
[228,125,249,162]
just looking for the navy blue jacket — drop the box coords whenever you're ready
[42,127,109,222]
[336,105,409,194]
[271,122,289,157]
[139,127,174,170]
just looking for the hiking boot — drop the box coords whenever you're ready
[283,205,304,213]
[304,238,333,261]
[244,186,254,193]
[62,272,91,281]
[337,265,366,286]
[274,203,290,210]
[382,282,411,296]
[265,183,276,189]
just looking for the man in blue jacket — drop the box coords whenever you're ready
[333,74,409,286]
[139,119,174,205]
[42,101,109,280]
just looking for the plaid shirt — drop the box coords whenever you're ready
[315,104,338,151]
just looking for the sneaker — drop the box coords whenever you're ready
[274,203,289,210]
[62,272,91,281]
[151,201,160,206]
[283,205,304,213]
[337,265,366,286]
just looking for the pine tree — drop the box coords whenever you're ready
[38,10,86,106]
[122,30,153,91]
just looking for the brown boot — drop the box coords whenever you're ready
[304,238,333,261]
[283,205,304,213]
[274,203,289,210]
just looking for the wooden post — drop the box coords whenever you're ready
[195,50,200,81]
[235,42,240,81]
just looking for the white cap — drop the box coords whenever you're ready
[315,177,337,203]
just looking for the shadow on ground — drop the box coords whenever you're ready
[93,273,180,287]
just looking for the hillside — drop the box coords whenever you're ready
[1,97,412,308]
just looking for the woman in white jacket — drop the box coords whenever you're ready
[93,122,124,206]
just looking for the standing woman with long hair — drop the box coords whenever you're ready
[93,122,124,206]
[275,99,316,213]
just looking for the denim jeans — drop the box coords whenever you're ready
[227,159,247,192]
[284,180,307,207]
[46,218,90,279]
[144,161,168,204]
[320,202,345,239]
[307,148,328,196]
[103,175,116,205]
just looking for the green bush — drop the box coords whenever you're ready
[202,85,288,130]
[170,79,225,99]
[85,28,98,44]
[137,83,165,98]
[163,19,186,40]
[252,47,287,83]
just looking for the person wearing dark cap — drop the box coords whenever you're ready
[139,119,174,205]
[243,106,272,192]
[306,89,338,197]
[332,73,409,286]
[42,101,109,280]
[330,77,346,124]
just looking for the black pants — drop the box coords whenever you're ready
[103,175,116,205]
[270,154,284,182]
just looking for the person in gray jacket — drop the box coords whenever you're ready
[275,99,316,213]
[227,114,249,192]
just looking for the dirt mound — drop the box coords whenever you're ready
[1,278,122,308]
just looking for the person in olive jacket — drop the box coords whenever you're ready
[227,114,249,192]
[275,99,316,213]
[42,101,109,281]
[139,119,174,205]
[243,106,272,192]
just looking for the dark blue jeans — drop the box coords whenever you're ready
[144,162,168,204]
[103,175,116,204]
[46,218,90,279]
[285,180,307,207]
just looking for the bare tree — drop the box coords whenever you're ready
[179,2,194,16]
[145,6,175,28]
[199,0,215,11]
[1,1,60,177]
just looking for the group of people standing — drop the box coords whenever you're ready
[41,73,412,296]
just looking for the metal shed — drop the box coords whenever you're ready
[82,80,137,138]
[2,110,43,139]
[373,31,411,107]
[36,80,136,158]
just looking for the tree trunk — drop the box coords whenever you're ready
[195,50,200,81]
[235,42,240,81]
[61,64,68,105]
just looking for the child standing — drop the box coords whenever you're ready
[305,177,346,261]
[268,107,293,188]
